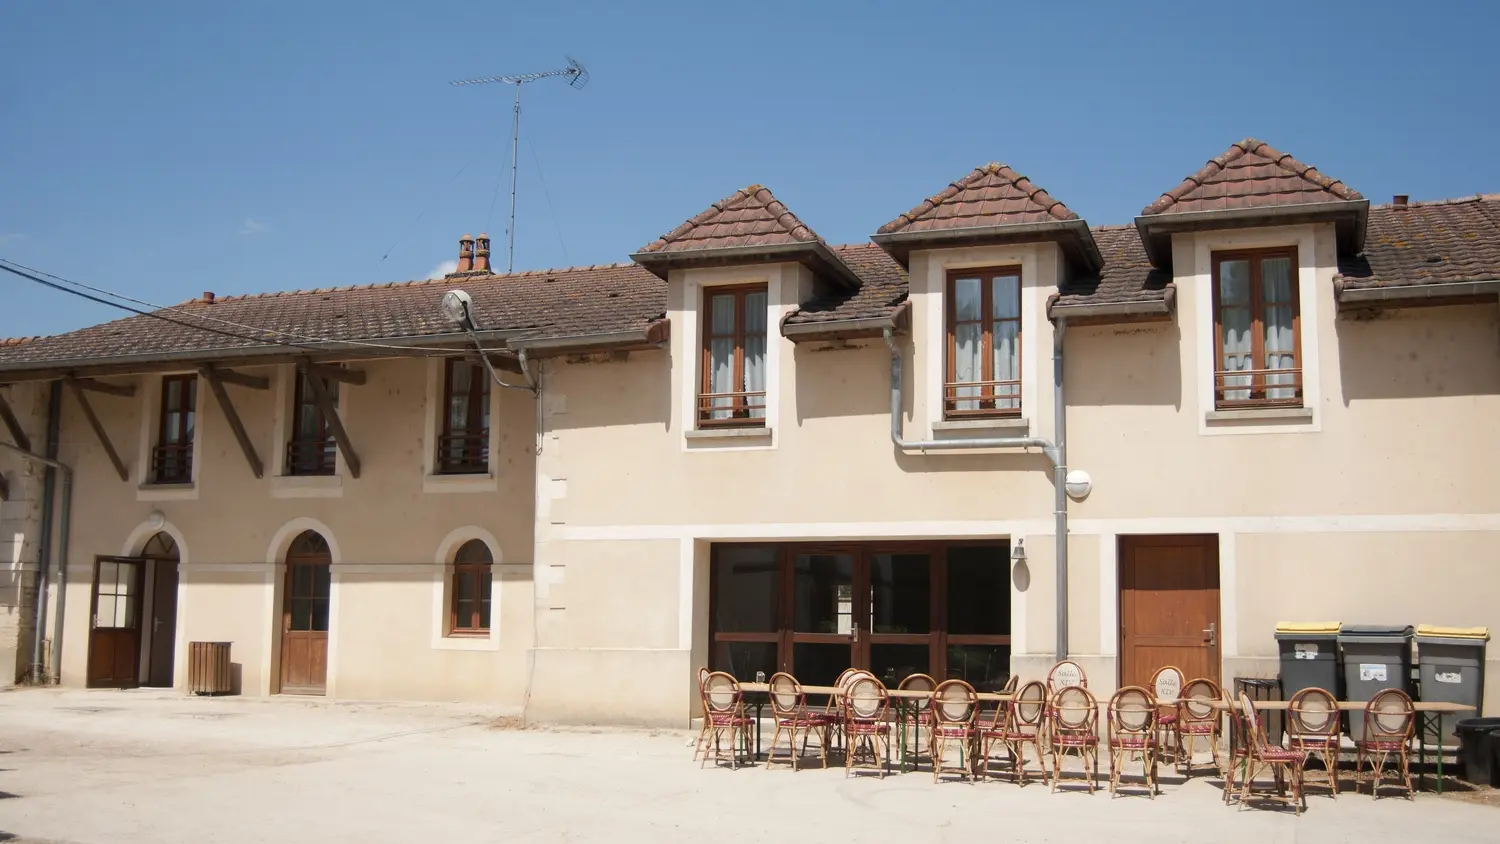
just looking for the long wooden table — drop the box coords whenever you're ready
[1211,698,1475,792]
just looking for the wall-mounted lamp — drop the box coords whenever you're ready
[1064,469,1093,500]
[147,510,166,531]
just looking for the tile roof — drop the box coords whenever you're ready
[0,264,670,370]
[637,185,821,254]
[782,244,908,325]
[1337,194,1500,290]
[1053,226,1170,308]
[1141,138,1363,216]
[877,163,1077,235]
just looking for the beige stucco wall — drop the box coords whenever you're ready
[43,356,536,703]
[0,381,45,684]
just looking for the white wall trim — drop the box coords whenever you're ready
[430,525,503,651]
[1218,533,1238,659]
[421,356,502,486]
[675,265,784,451]
[264,517,342,564]
[263,516,340,696]
[133,372,205,499]
[1098,534,1118,657]
[120,518,189,560]
[677,538,694,650]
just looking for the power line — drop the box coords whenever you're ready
[526,131,570,265]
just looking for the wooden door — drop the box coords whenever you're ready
[786,550,857,689]
[279,532,331,694]
[146,558,179,687]
[1119,535,1221,688]
[88,557,144,688]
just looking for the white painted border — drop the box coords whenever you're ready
[430,525,503,652]
[1218,532,1238,659]
[263,517,341,696]
[676,265,784,452]
[677,538,694,651]
[133,372,205,500]
[420,357,501,493]
[268,365,351,494]
[1098,535,1118,657]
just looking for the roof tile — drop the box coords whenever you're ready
[637,185,821,254]
[1337,195,1500,290]
[878,163,1077,235]
[1141,138,1363,216]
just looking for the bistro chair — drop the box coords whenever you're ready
[1355,688,1415,799]
[1107,686,1159,798]
[1046,660,1088,694]
[692,667,711,761]
[700,671,753,769]
[843,675,892,778]
[1149,666,1185,765]
[1221,687,1248,805]
[930,679,979,783]
[896,673,937,765]
[1176,678,1223,777]
[766,672,832,771]
[1287,687,1342,798]
[1048,685,1100,794]
[822,668,870,754]
[1236,691,1306,814]
[984,679,1048,785]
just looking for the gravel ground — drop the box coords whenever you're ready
[0,687,1493,843]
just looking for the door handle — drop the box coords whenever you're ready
[1203,623,1217,645]
[852,621,860,643]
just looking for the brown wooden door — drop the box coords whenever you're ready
[279,532,331,695]
[88,557,144,688]
[146,558,179,687]
[1119,535,1221,689]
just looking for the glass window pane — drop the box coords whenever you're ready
[713,547,779,633]
[479,572,493,630]
[292,564,312,598]
[95,594,117,628]
[743,334,766,419]
[311,598,329,632]
[712,641,777,684]
[953,277,982,321]
[947,644,1011,692]
[947,545,1011,635]
[291,597,311,631]
[991,275,1020,319]
[792,642,851,690]
[1261,257,1293,304]
[709,293,736,334]
[1218,260,1250,305]
[115,595,134,628]
[993,321,1020,410]
[794,553,853,634]
[870,644,930,688]
[455,599,477,629]
[708,337,734,419]
[313,564,330,598]
[869,553,929,634]
[1220,304,1253,402]
[454,540,493,564]
[98,561,118,592]
[455,570,476,603]
[743,291,767,333]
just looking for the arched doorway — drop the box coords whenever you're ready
[141,532,180,688]
[279,530,331,694]
[87,530,180,689]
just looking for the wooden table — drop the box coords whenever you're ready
[1211,698,1475,792]
[737,682,1014,772]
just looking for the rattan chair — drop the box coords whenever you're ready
[1149,666,1184,765]
[1046,660,1088,694]
[766,672,832,770]
[1176,678,1223,776]
[1236,691,1306,814]
[1287,687,1342,797]
[930,679,979,783]
[700,671,753,769]
[1048,685,1100,793]
[896,673,937,765]
[843,675,892,778]
[821,668,868,755]
[982,679,1047,785]
[1107,685,1159,798]
[1221,687,1247,804]
[1356,688,1415,799]
[692,667,712,761]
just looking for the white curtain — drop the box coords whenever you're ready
[991,275,1020,409]
[1261,257,1296,400]
[952,277,982,410]
[708,293,735,419]
[1218,260,1253,402]
[744,291,767,418]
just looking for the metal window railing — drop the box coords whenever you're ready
[436,431,489,475]
[286,439,337,476]
[696,390,767,426]
[1213,367,1303,409]
[150,442,193,484]
[943,379,1022,418]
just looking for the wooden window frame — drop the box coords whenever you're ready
[151,374,196,484]
[437,357,490,475]
[1210,247,1303,410]
[697,284,768,428]
[286,373,338,476]
[944,266,1023,419]
[448,540,493,636]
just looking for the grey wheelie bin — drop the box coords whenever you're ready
[1340,624,1414,738]
[1416,625,1489,744]
[1275,621,1342,699]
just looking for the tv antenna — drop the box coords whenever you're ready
[451,57,589,273]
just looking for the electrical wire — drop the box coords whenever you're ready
[0,258,506,356]
[526,131,569,266]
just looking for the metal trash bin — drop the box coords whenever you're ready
[1275,621,1342,701]
[1339,624,1414,738]
[1455,718,1500,787]
[1234,677,1283,745]
[1416,625,1489,744]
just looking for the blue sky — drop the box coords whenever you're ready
[2,1,1497,337]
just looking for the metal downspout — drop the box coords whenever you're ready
[1,405,71,682]
[29,381,61,681]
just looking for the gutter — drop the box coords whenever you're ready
[0,404,71,684]
[1335,278,1500,305]
[871,219,1103,271]
[882,321,1073,663]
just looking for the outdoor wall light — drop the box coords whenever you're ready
[1064,469,1093,500]
[440,289,475,328]
[147,510,166,531]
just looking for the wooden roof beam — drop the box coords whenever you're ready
[199,366,263,479]
[296,359,360,478]
[64,377,128,481]
[0,388,30,452]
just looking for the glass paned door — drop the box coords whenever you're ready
[790,552,856,688]
[865,551,933,685]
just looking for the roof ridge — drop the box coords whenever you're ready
[637,184,820,254]
[1141,137,1363,216]
[877,162,1077,235]
[1371,192,1500,210]
[196,262,644,304]
[0,335,43,347]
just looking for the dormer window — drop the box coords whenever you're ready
[945,267,1021,418]
[699,284,767,427]
[1212,248,1301,409]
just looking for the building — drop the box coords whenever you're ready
[1,139,1497,723]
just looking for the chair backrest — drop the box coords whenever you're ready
[843,669,874,690]
[1364,688,1414,743]
[768,672,803,719]
[1109,686,1157,738]
[932,679,977,726]
[898,673,937,713]
[704,671,742,715]
[833,668,856,688]
[1012,680,1047,729]
[1051,685,1098,735]
[698,666,710,688]
[1047,660,1088,692]
[845,675,889,721]
[1237,691,1266,752]
[1001,674,1019,695]
[1179,678,1221,725]
[1149,665,1185,705]
[1288,687,1339,739]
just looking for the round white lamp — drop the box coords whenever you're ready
[146,510,166,531]
[1064,469,1092,500]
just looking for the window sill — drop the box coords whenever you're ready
[932,417,1030,433]
[271,474,343,499]
[1205,407,1313,423]
[432,631,500,652]
[137,482,198,502]
[423,472,498,494]
[685,427,772,440]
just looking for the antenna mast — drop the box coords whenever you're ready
[451,56,589,273]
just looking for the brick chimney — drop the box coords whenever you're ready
[456,233,475,273]
[1393,195,1409,208]
[201,291,216,304]
[474,233,491,273]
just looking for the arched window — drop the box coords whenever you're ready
[450,539,493,635]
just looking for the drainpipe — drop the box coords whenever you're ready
[29,382,60,682]
[882,320,1071,663]
[2,435,72,683]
